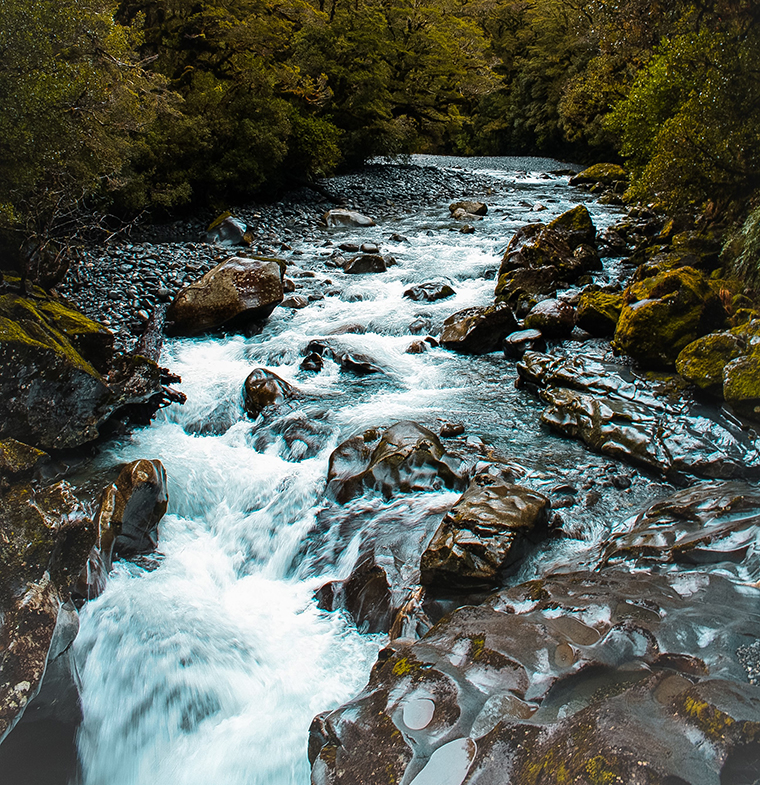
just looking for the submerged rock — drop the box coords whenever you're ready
[243,368,295,419]
[440,304,517,354]
[420,474,551,588]
[167,256,284,335]
[326,421,467,504]
[310,570,760,785]
[517,351,760,480]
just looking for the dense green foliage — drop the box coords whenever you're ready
[1,0,758,263]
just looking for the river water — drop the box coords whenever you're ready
[71,156,671,784]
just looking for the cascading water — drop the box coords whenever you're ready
[72,156,671,784]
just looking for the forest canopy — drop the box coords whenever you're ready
[0,0,758,257]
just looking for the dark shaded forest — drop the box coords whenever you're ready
[1,0,758,265]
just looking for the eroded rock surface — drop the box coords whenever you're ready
[517,351,760,480]
[310,570,760,785]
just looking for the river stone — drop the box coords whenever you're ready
[612,266,727,368]
[449,201,487,216]
[0,482,96,743]
[420,475,551,588]
[502,329,546,359]
[326,421,467,504]
[523,298,575,338]
[243,368,295,418]
[323,209,376,228]
[344,254,387,274]
[547,204,596,249]
[440,303,518,354]
[575,290,623,336]
[517,351,760,480]
[569,162,628,187]
[404,282,456,302]
[97,459,168,557]
[0,290,113,450]
[310,569,760,785]
[602,481,760,574]
[167,256,284,335]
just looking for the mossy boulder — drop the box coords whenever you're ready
[569,163,627,187]
[575,291,623,336]
[723,354,760,419]
[612,266,727,368]
[0,291,113,449]
[675,332,745,394]
[547,204,596,249]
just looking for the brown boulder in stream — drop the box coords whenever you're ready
[243,369,295,419]
[310,570,760,785]
[167,256,284,335]
[440,303,517,354]
[326,422,467,504]
[421,475,551,588]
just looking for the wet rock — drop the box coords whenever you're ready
[167,256,284,335]
[205,215,250,246]
[280,294,309,309]
[282,278,296,293]
[502,329,546,359]
[404,282,456,302]
[440,422,465,438]
[0,439,48,484]
[569,162,628,187]
[449,201,487,216]
[420,475,551,588]
[323,209,376,228]
[575,290,623,336]
[494,265,559,304]
[603,481,760,575]
[310,569,760,785]
[243,368,295,419]
[0,482,95,742]
[612,266,727,368]
[547,204,596,249]
[523,299,575,338]
[326,421,467,504]
[97,459,168,557]
[517,351,760,480]
[676,331,745,394]
[344,254,387,274]
[316,555,395,634]
[440,303,518,354]
[406,340,427,354]
[459,224,475,235]
[0,289,113,449]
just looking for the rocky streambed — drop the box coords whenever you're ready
[1,156,760,784]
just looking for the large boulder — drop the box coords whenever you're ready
[440,303,518,354]
[612,266,727,368]
[310,570,760,785]
[326,421,467,504]
[0,290,113,449]
[675,331,745,394]
[0,482,96,743]
[420,475,551,588]
[494,265,559,304]
[344,254,387,274]
[167,256,284,335]
[547,204,596,249]
[243,368,295,419]
[97,459,168,557]
[323,209,376,228]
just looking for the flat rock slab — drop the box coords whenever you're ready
[310,569,760,785]
[517,351,760,481]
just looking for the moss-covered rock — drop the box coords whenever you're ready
[547,204,596,249]
[569,163,627,187]
[675,332,745,393]
[0,291,113,449]
[612,266,727,368]
[575,291,623,336]
[723,354,760,419]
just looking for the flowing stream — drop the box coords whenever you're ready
[72,156,672,784]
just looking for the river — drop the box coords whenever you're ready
[70,156,672,784]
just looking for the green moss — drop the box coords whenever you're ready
[36,299,107,337]
[675,332,743,392]
[723,355,760,407]
[570,163,627,186]
[548,205,594,234]
[392,656,422,677]
[679,695,735,741]
[576,291,623,336]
